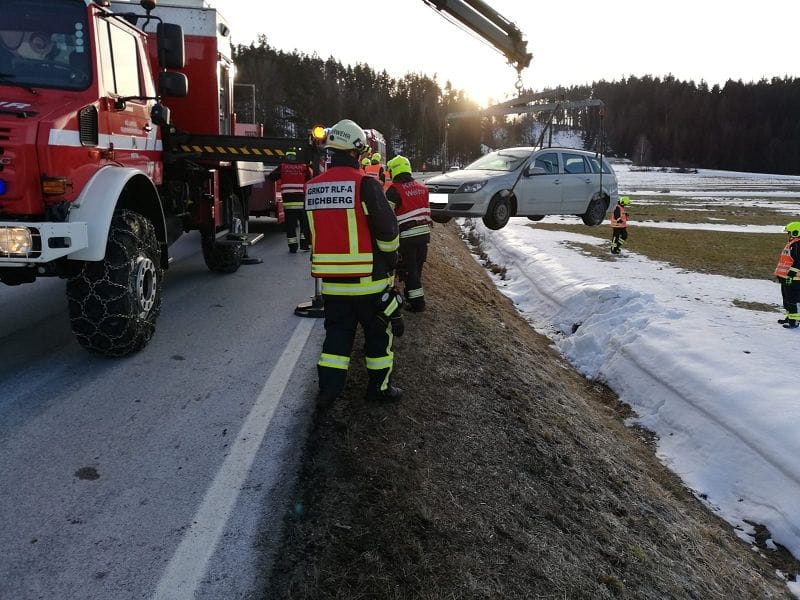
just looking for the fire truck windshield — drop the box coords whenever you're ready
[0,0,90,91]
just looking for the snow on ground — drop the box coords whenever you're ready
[463,165,800,594]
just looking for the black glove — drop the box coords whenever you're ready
[391,315,405,337]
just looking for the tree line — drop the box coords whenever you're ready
[233,38,800,175]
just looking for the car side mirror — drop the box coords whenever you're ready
[525,165,547,176]
[158,71,188,98]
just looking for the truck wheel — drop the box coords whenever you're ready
[66,210,162,357]
[431,214,453,224]
[482,194,511,230]
[581,194,608,226]
[202,194,245,273]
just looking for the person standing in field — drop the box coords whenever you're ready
[610,196,630,254]
[774,221,800,329]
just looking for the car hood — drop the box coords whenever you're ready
[425,169,512,186]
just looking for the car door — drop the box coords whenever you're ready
[514,151,562,215]
[560,152,597,213]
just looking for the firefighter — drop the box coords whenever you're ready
[361,157,371,171]
[610,196,630,254]
[774,221,800,329]
[386,155,431,312]
[305,119,403,403]
[364,152,386,185]
[268,150,312,252]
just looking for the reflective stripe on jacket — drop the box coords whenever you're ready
[392,179,432,239]
[306,166,374,279]
[774,237,800,278]
[278,162,311,207]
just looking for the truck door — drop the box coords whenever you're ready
[96,17,156,175]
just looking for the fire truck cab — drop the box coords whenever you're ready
[0,0,267,356]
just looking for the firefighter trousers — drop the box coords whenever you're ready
[317,293,394,400]
[611,227,628,253]
[398,237,428,310]
[781,282,800,318]
[284,205,310,252]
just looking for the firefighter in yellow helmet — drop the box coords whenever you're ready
[774,221,800,328]
[305,119,403,403]
[610,196,630,254]
[386,154,432,312]
[364,151,385,185]
[361,157,371,171]
[268,149,312,252]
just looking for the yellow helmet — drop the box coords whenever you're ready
[371,152,382,163]
[618,196,631,206]
[325,119,368,152]
[785,221,800,238]
[386,155,412,178]
[285,150,297,161]
[361,157,371,166]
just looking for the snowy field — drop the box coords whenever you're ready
[464,164,800,594]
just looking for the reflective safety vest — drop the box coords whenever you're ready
[365,163,383,181]
[278,162,310,209]
[305,166,374,279]
[393,179,432,239]
[774,237,800,279]
[611,205,628,228]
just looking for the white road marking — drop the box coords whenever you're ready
[150,317,316,600]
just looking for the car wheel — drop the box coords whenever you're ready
[432,214,453,224]
[66,210,163,357]
[581,194,608,226]
[482,195,511,230]
[526,215,545,222]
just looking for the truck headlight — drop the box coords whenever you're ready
[456,181,487,193]
[0,226,33,255]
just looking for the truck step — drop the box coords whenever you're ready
[213,232,264,247]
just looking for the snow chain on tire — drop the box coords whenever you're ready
[66,209,163,357]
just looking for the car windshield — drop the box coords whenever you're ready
[0,0,90,91]
[463,149,532,172]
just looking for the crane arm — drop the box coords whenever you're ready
[422,0,531,74]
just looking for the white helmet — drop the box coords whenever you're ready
[326,119,367,152]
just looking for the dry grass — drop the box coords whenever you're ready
[533,222,786,280]
[265,223,795,599]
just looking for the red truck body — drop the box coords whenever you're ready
[0,0,269,356]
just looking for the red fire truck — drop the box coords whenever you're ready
[0,0,317,356]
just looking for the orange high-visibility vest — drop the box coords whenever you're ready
[611,205,628,228]
[392,179,432,239]
[365,163,383,181]
[305,166,374,278]
[774,237,800,278]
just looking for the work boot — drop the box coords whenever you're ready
[289,244,298,254]
[783,319,799,329]
[778,317,790,324]
[365,385,403,402]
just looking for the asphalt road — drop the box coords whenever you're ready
[0,218,325,600]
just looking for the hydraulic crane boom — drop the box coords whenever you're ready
[422,0,532,74]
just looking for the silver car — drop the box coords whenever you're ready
[425,147,618,230]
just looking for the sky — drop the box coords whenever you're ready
[465,165,800,596]
[206,0,800,108]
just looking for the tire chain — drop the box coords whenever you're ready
[67,211,162,357]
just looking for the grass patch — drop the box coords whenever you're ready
[533,223,785,280]
[626,200,794,226]
[732,299,779,313]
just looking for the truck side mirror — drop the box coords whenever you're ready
[157,23,185,69]
[158,71,188,98]
[150,103,171,127]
